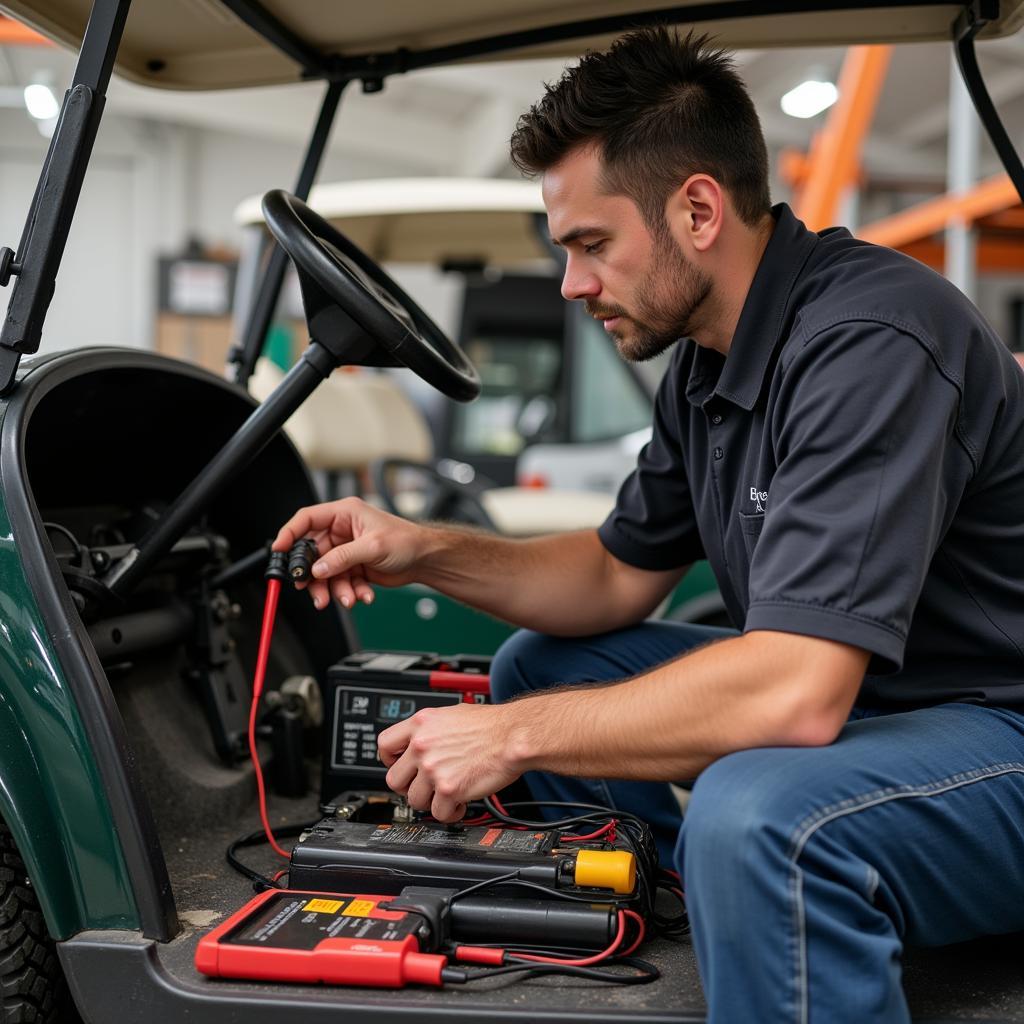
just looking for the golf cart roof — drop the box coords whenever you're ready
[234,178,550,267]
[3,0,1022,91]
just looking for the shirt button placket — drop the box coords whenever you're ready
[707,410,729,571]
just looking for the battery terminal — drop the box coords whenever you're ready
[393,797,415,824]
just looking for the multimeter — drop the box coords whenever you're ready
[321,651,490,800]
[195,889,447,988]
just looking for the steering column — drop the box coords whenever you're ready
[103,190,480,601]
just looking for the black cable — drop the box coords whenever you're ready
[501,797,649,820]
[450,873,633,907]
[225,847,279,890]
[43,521,84,566]
[210,543,271,589]
[446,870,520,904]
[226,819,318,890]
[484,797,648,829]
[445,956,660,986]
[651,876,690,939]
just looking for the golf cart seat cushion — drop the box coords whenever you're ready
[481,487,614,536]
[251,358,615,534]
[249,359,431,469]
[392,486,615,536]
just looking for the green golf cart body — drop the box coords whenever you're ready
[0,1,1022,1020]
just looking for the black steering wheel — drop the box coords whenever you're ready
[370,458,498,532]
[261,189,480,402]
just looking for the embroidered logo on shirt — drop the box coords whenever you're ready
[749,487,768,513]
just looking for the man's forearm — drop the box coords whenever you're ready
[414,526,677,635]
[501,631,868,779]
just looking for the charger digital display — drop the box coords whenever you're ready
[330,686,460,775]
[323,651,490,795]
[378,696,417,722]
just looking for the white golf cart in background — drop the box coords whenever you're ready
[233,176,663,502]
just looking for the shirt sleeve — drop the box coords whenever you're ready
[598,349,704,571]
[744,318,974,673]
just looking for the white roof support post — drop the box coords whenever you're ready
[946,48,980,300]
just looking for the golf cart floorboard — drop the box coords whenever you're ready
[57,793,1024,1023]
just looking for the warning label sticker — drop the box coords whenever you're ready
[225,894,418,950]
[478,828,501,847]
[368,824,470,847]
[489,830,551,854]
[305,898,344,914]
[342,900,375,917]
[364,823,551,854]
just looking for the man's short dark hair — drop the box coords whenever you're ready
[510,27,771,229]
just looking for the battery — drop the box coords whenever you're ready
[195,889,447,988]
[322,650,490,799]
[289,816,637,898]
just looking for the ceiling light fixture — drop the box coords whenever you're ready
[780,79,838,119]
[23,82,59,121]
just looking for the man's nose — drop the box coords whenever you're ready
[560,256,600,302]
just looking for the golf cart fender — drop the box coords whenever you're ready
[0,513,140,939]
[0,355,180,942]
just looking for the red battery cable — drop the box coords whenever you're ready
[455,909,628,967]
[564,820,618,842]
[619,910,646,956]
[249,576,290,860]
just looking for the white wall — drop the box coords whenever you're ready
[0,108,158,352]
[0,103,433,356]
[189,128,435,251]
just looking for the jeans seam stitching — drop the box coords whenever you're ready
[786,762,1024,1024]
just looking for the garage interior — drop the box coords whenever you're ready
[1,4,1024,1022]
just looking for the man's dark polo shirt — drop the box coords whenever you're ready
[599,203,1024,708]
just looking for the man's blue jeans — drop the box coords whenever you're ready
[490,622,1024,1023]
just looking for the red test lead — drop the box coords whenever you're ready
[248,550,297,861]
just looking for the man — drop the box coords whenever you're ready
[274,27,1024,1023]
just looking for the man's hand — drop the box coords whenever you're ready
[378,703,523,822]
[274,497,429,610]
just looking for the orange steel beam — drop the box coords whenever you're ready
[980,208,1024,231]
[0,16,51,45]
[859,173,1020,248]
[779,147,810,190]
[900,237,1024,273]
[795,45,892,231]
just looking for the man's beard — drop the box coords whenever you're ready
[586,232,712,363]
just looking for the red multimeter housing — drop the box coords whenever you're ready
[195,889,446,988]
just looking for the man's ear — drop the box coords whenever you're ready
[665,175,724,253]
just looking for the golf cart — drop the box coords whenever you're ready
[234,176,663,496]
[0,1,1022,1022]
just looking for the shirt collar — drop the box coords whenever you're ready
[685,203,820,410]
